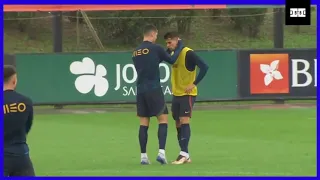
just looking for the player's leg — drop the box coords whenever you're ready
[175,121,182,150]
[171,96,190,164]
[171,96,184,154]
[172,95,196,165]
[136,93,151,165]
[146,88,168,164]
[139,117,150,164]
[155,112,168,164]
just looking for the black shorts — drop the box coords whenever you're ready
[136,88,168,117]
[171,95,196,121]
[4,154,35,177]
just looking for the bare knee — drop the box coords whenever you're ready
[157,114,168,124]
[180,117,190,124]
[175,121,181,128]
[140,117,150,126]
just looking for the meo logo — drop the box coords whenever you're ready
[290,8,306,17]
[250,54,289,94]
[3,103,26,114]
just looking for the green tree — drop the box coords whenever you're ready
[88,10,174,46]
[4,12,35,33]
[173,10,195,34]
[229,8,268,38]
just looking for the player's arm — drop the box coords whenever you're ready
[26,99,33,134]
[186,51,209,85]
[156,45,180,65]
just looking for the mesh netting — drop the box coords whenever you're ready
[4,8,316,53]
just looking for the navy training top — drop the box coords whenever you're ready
[132,41,180,94]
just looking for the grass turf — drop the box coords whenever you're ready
[28,108,316,176]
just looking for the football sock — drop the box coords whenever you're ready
[158,123,168,150]
[141,153,148,159]
[139,125,149,153]
[177,127,183,150]
[180,151,190,159]
[159,149,165,155]
[180,124,191,154]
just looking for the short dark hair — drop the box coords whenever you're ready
[4,65,16,83]
[164,32,179,39]
[143,24,158,35]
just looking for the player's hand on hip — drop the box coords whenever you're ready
[185,84,196,94]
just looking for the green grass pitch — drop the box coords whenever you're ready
[28,108,316,176]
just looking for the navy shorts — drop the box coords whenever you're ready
[136,88,168,117]
[4,154,35,177]
[171,95,196,121]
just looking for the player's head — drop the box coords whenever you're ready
[4,65,17,90]
[143,24,158,43]
[164,32,180,50]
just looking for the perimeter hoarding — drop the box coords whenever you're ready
[15,50,238,104]
[238,49,316,99]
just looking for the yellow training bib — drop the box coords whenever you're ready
[171,47,197,96]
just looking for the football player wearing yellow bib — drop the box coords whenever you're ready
[164,32,209,165]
